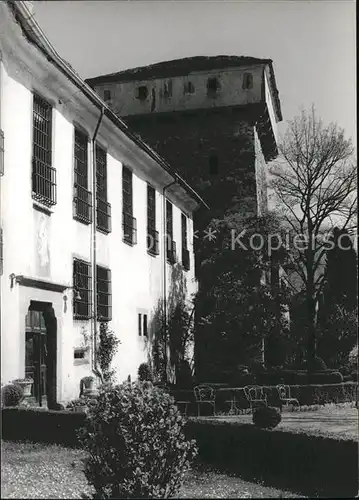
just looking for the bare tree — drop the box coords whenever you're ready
[269,106,357,364]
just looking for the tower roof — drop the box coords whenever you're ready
[86,55,282,122]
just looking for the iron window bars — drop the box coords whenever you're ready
[123,166,137,245]
[96,145,111,233]
[74,129,92,224]
[147,185,159,255]
[181,213,190,271]
[97,265,112,321]
[32,94,56,206]
[166,201,176,263]
[73,259,92,319]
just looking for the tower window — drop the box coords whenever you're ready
[184,81,195,94]
[104,89,111,102]
[207,77,220,96]
[242,73,253,90]
[209,153,219,175]
[136,86,148,100]
[163,80,173,98]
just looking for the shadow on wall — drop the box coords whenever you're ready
[147,263,195,385]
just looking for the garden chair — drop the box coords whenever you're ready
[244,385,267,412]
[276,384,300,411]
[194,385,216,416]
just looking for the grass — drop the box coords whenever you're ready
[1,441,302,499]
[202,405,358,441]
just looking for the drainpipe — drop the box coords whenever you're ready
[162,180,177,382]
[90,108,104,380]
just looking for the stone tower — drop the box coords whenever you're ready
[86,56,282,221]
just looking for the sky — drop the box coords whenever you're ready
[33,0,356,143]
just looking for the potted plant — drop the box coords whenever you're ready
[80,375,97,397]
[66,398,90,413]
[12,377,33,397]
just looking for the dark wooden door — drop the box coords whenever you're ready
[25,310,47,405]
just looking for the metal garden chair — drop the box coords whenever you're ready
[194,385,216,416]
[244,385,267,412]
[276,384,300,411]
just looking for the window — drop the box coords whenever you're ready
[96,145,111,233]
[0,129,4,176]
[104,89,111,102]
[74,348,86,360]
[143,314,148,337]
[73,259,91,319]
[138,313,148,337]
[166,200,176,264]
[181,214,190,271]
[97,265,112,321]
[136,86,148,100]
[74,129,91,224]
[184,81,195,94]
[138,313,142,336]
[242,73,253,90]
[147,185,159,256]
[32,94,56,206]
[209,153,219,175]
[122,166,137,245]
[163,80,173,98]
[207,77,220,96]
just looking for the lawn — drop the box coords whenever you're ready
[201,404,358,441]
[1,440,302,499]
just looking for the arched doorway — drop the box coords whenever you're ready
[25,301,57,408]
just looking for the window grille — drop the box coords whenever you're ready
[32,94,56,206]
[73,259,92,319]
[96,145,111,233]
[166,201,176,263]
[74,129,91,224]
[123,166,137,245]
[181,214,190,270]
[147,185,159,255]
[97,265,112,321]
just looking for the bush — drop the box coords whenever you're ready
[252,406,281,429]
[1,383,24,407]
[78,381,198,499]
[137,362,153,382]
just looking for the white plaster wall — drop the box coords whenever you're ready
[96,66,264,116]
[264,70,279,143]
[0,60,198,401]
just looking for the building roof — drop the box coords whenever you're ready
[7,1,208,210]
[86,55,282,121]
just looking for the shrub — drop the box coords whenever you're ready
[1,383,24,407]
[66,397,97,411]
[137,362,153,382]
[252,406,282,429]
[78,381,197,499]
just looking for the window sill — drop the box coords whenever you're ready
[33,200,55,215]
[73,215,92,225]
[74,358,90,366]
[123,238,137,247]
[97,227,112,235]
[147,249,159,258]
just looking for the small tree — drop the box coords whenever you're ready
[97,322,121,384]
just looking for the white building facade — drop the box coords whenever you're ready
[0,1,205,404]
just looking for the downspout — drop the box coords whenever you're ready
[162,180,177,382]
[90,108,104,381]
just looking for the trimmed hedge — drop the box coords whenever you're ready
[2,406,358,497]
[185,418,358,498]
[2,407,86,447]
